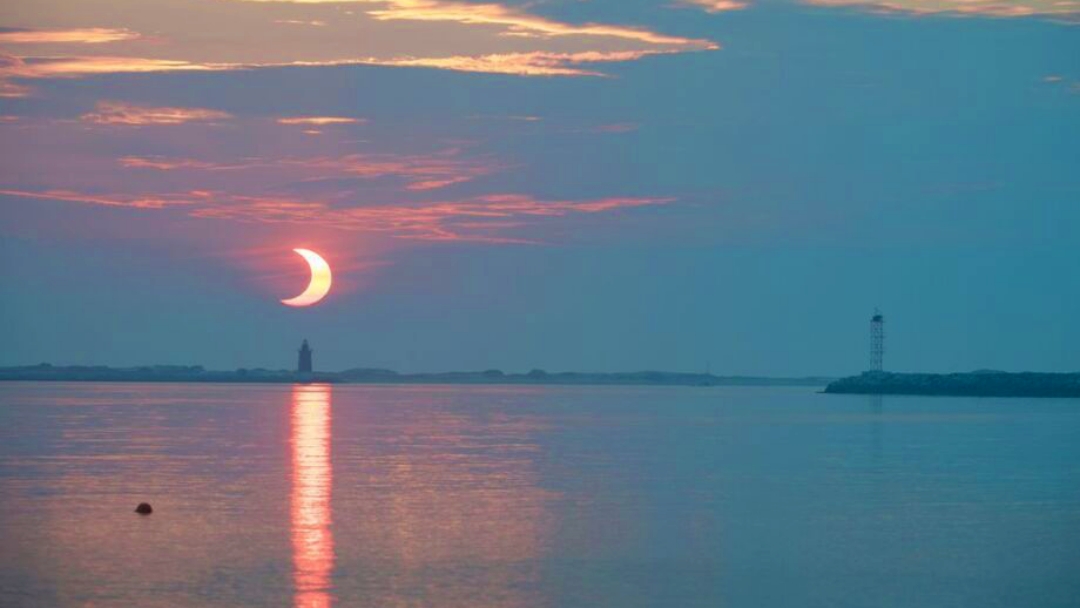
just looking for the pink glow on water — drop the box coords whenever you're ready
[290,384,335,608]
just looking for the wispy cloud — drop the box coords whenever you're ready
[1042,74,1080,93]
[277,116,366,125]
[9,56,227,78]
[468,114,543,122]
[677,0,749,13]
[273,19,328,27]
[81,101,233,126]
[0,54,228,96]
[801,0,1080,21]
[288,151,500,191]
[0,28,140,44]
[117,147,500,191]
[118,157,228,171]
[1,0,717,89]
[372,0,715,48]
[0,187,673,243]
[362,49,684,77]
[0,79,31,98]
[0,47,692,97]
[682,0,1080,19]
[592,123,640,134]
[192,192,676,242]
[0,188,203,209]
[239,0,717,48]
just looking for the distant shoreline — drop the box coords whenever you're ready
[825,371,1080,398]
[0,364,833,388]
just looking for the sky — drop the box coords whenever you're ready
[0,0,1077,376]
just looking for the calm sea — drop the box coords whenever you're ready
[1,382,1078,607]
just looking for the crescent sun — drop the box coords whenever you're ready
[281,248,332,307]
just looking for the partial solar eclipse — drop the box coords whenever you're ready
[281,248,332,307]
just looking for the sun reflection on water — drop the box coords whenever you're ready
[290,384,334,608]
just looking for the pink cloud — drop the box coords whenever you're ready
[0,99,674,246]
[119,157,220,170]
[290,151,500,187]
[678,0,750,13]
[118,149,500,191]
[0,28,140,44]
[592,123,640,134]
[0,80,31,98]
[81,101,233,126]
[0,188,202,209]
[1,187,674,243]
[191,192,675,242]
[277,116,367,125]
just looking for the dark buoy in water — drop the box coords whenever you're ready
[135,502,153,515]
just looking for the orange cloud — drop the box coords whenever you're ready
[15,56,227,78]
[240,0,716,48]
[273,20,328,26]
[277,116,366,125]
[0,54,230,96]
[361,0,717,48]
[81,101,233,125]
[1,0,718,87]
[0,46,695,96]
[0,28,140,44]
[362,49,682,77]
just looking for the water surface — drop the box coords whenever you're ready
[1,383,1078,607]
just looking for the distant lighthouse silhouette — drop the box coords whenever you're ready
[298,340,313,374]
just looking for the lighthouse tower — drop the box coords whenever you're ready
[869,310,884,372]
[298,339,313,374]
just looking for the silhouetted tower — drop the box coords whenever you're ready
[870,309,885,372]
[298,339,313,374]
